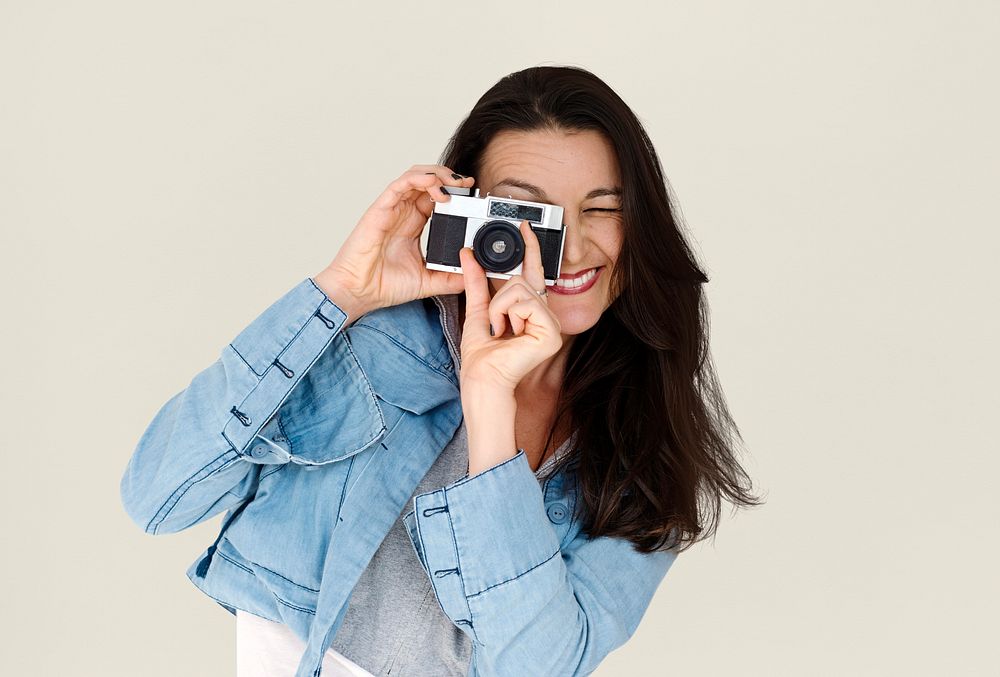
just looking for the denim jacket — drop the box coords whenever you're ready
[119,277,678,677]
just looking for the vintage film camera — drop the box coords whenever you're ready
[424,185,566,285]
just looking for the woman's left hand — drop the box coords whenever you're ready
[458,219,563,394]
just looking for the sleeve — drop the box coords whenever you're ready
[119,277,377,535]
[404,449,678,676]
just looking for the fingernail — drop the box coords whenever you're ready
[451,172,464,180]
[489,323,494,336]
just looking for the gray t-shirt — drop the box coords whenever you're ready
[328,293,574,676]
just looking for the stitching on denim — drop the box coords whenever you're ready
[448,449,524,491]
[333,410,402,506]
[227,343,264,377]
[413,499,475,641]
[440,492,477,642]
[249,560,322,593]
[259,465,284,482]
[216,539,323,595]
[215,548,255,575]
[350,323,451,380]
[201,552,318,616]
[147,450,241,534]
[225,314,347,455]
[272,594,316,615]
[336,454,356,518]
[403,510,428,575]
[231,281,340,379]
[221,428,242,452]
[275,415,294,456]
[265,324,394,461]
[306,277,334,300]
[430,295,461,377]
[466,549,561,599]
[342,332,387,431]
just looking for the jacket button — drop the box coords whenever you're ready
[546,503,567,524]
[250,444,268,459]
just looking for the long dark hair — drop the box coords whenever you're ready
[440,65,764,554]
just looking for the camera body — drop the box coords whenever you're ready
[424,186,566,285]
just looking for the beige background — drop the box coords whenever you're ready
[1,1,997,675]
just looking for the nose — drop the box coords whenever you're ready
[559,219,587,269]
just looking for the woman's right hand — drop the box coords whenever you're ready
[313,165,476,323]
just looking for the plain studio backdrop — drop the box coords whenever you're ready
[1,2,997,675]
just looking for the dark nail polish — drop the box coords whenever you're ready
[451,172,464,180]
[489,323,494,336]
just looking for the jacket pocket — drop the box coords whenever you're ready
[347,324,459,416]
[272,329,388,466]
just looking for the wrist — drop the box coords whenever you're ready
[461,384,518,477]
[312,268,371,328]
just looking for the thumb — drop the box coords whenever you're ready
[423,267,468,297]
[458,247,491,339]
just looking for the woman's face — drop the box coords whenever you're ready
[476,127,624,336]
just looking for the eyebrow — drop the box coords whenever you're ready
[490,178,622,202]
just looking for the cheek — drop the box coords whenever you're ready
[600,230,624,270]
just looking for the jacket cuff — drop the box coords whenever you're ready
[408,449,560,635]
[221,277,350,455]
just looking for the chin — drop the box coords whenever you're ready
[551,304,605,336]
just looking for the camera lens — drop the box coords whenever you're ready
[472,220,524,273]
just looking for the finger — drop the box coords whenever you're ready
[487,279,539,338]
[506,298,557,339]
[519,219,547,294]
[420,168,475,203]
[415,171,476,220]
[408,164,475,189]
[422,267,467,297]
[411,164,474,187]
[458,247,491,340]
[373,169,473,213]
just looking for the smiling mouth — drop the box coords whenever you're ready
[552,266,601,293]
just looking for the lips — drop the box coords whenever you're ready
[557,267,598,281]
[551,266,602,295]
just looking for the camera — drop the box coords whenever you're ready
[424,186,566,285]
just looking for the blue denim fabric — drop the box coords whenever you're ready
[120,277,678,677]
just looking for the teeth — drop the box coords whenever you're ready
[555,267,598,288]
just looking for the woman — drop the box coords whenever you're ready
[120,65,761,677]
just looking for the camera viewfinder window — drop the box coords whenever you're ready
[488,200,544,223]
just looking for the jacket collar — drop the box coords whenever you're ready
[346,296,460,415]
[430,292,464,379]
